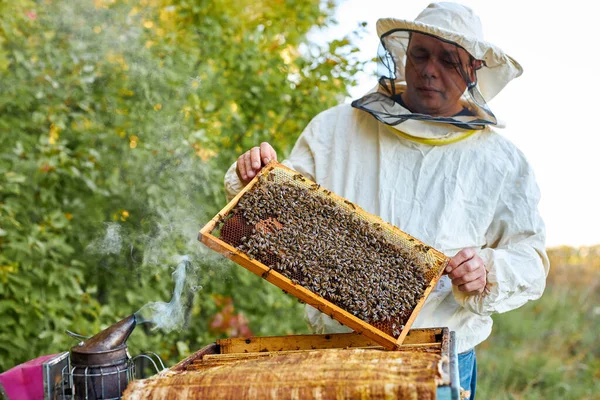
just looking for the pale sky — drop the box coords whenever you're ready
[311,0,600,247]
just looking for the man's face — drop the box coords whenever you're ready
[402,33,475,117]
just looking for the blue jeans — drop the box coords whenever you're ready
[458,348,477,400]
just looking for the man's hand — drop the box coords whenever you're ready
[236,142,278,185]
[445,248,487,295]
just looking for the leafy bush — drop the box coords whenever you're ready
[0,0,363,371]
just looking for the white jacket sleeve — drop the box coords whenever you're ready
[224,161,246,202]
[452,153,550,316]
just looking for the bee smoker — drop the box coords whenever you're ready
[69,314,137,399]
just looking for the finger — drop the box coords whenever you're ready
[458,275,486,294]
[449,258,481,280]
[446,248,475,272]
[443,261,451,275]
[260,142,276,164]
[244,151,255,179]
[451,268,484,287]
[237,154,248,181]
[249,147,261,170]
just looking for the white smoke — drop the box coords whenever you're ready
[134,255,202,332]
[86,222,123,255]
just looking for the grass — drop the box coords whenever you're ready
[476,260,600,399]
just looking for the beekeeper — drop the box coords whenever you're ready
[224,2,549,398]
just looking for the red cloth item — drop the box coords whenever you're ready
[0,354,59,400]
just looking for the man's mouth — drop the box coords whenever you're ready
[417,86,440,93]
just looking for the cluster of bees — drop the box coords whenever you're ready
[224,172,429,337]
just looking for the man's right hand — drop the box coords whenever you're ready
[236,142,278,185]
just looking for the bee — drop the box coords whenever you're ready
[343,200,356,210]
[261,267,272,279]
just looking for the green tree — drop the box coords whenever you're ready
[0,0,364,370]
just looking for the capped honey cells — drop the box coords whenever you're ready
[218,173,430,337]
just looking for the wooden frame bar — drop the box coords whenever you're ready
[216,328,445,354]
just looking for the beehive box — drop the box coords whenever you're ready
[123,329,461,400]
[199,161,449,350]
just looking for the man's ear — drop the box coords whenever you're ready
[468,59,484,84]
[473,59,484,70]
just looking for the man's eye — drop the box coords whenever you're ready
[411,53,428,61]
[442,59,459,67]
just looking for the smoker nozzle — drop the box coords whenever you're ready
[74,314,137,353]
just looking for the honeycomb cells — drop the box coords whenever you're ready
[217,172,431,337]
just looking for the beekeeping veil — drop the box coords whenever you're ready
[351,2,523,130]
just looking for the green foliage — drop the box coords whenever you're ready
[0,0,363,371]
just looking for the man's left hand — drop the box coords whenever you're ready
[445,248,487,295]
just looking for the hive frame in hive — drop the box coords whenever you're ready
[198,161,449,350]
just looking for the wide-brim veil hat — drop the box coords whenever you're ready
[377,2,522,101]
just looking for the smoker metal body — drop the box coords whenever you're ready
[34,315,164,400]
[40,352,163,400]
[68,315,137,400]
[70,347,132,400]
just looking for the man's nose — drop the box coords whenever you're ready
[420,58,439,78]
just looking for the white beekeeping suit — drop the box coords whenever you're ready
[224,2,549,353]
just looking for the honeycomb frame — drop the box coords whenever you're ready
[199,161,449,350]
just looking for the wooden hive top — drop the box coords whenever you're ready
[123,330,452,400]
[124,349,442,399]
